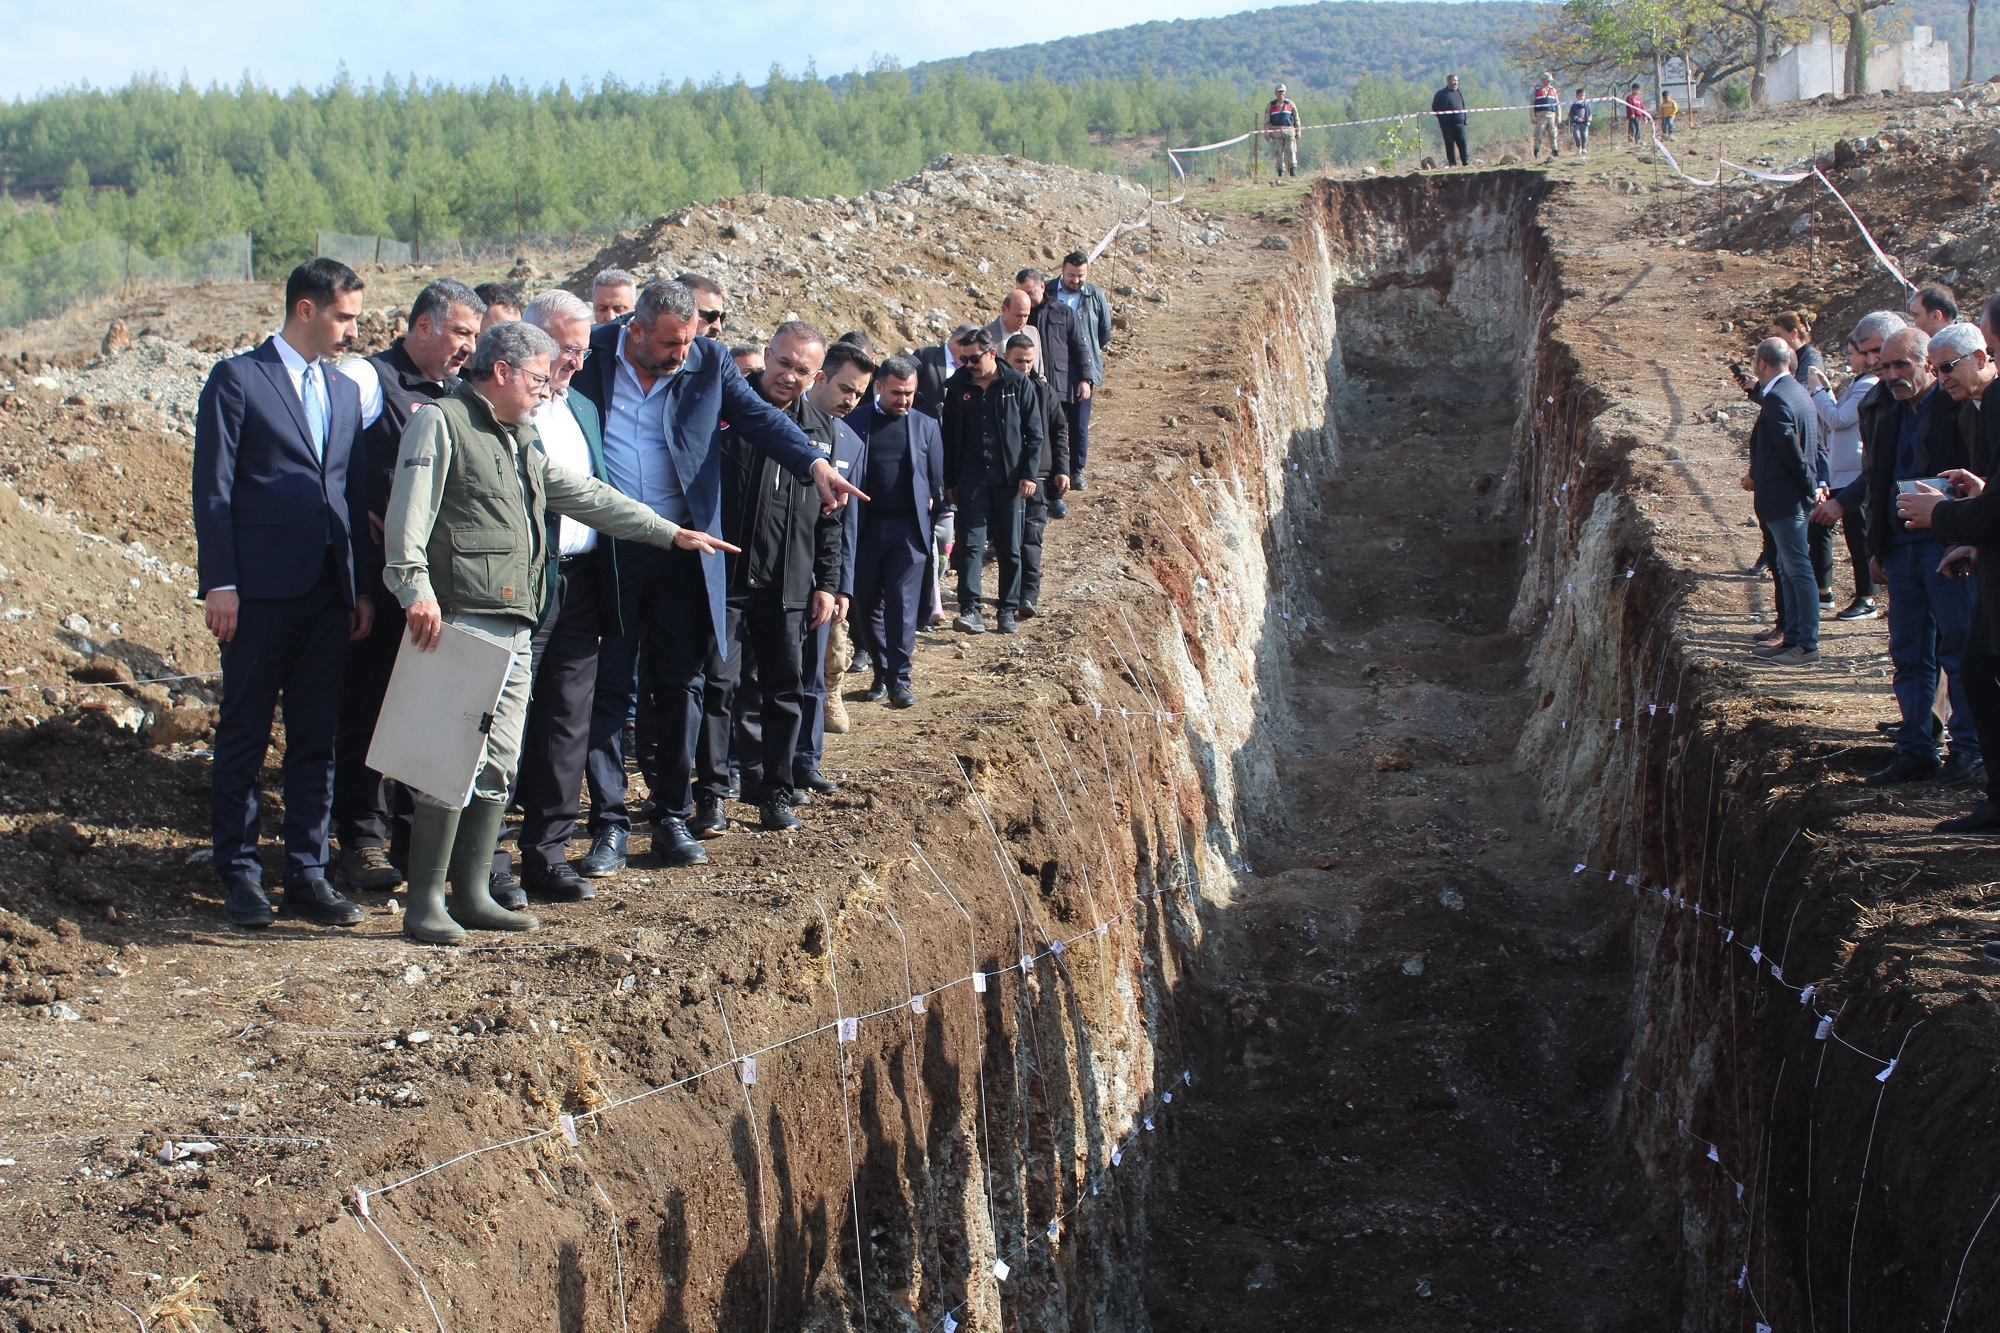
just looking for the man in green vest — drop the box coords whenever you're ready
[382,320,736,945]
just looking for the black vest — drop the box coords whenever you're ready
[360,338,457,518]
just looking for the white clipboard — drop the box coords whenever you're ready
[365,622,516,806]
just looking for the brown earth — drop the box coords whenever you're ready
[2,96,1999,1333]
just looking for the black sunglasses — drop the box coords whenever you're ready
[1936,356,1967,376]
[699,307,727,325]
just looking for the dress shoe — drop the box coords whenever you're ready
[632,797,659,825]
[1746,559,1770,576]
[1049,498,1069,519]
[1866,752,1942,785]
[1016,600,1038,620]
[726,770,742,801]
[996,611,1019,634]
[577,827,628,878]
[855,679,889,703]
[798,770,840,796]
[760,790,802,832]
[222,878,274,928]
[888,683,917,709]
[1937,751,1985,785]
[1070,473,1086,491]
[278,877,366,927]
[954,610,986,634]
[335,844,404,891]
[1751,639,1793,658]
[654,816,709,867]
[1838,598,1879,620]
[1937,800,2000,834]
[489,865,528,911]
[524,863,597,902]
[691,794,729,838]
[1753,626,1785,648]
[1750,646,1818,667]
[1983,939,2000,963]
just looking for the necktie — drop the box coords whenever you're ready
[301,362,328,462]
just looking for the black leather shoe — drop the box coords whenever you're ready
[524,863,597,902]
[1865,753,1942,786]
[223,878,274,928]
[1049,498,1068,519]
[654,816,709,866]
[1938,800,2000,834]
[631,797,659,825]
[726,770,742,801]
[760,791,802,832]
[278,877,365,927]
[888,684,917,709]
[691,794,728,838]
[798,770,840,796]
[1938,751,1985,786]
[996,611,1019,634]
[577,827,627,878]
[489,866,528,911]
[1070,473,1086,490]
[1016,601,1038,620]
[855,679,889,703]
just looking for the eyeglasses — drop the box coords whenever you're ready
[1935,356,1967,376]
[515,366,552,391]
[555,344,586,364]
[699,307,727,326]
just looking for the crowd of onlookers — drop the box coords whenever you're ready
[190,252,1113,940]
[1737,281,2000,835]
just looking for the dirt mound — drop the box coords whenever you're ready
[564,153,1228,351]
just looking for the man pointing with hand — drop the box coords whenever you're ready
[382,319,738,945]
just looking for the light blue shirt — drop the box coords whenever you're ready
[601,326,692,526]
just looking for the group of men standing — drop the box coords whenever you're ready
[190,245,1113,941]
[1739,281,2000,835]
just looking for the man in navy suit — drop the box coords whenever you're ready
[192,258,375,929]
[1741,336,1825,670]
[846,356,945,707]
[566,279,866,869]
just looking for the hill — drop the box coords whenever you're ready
[907,1,1545,98]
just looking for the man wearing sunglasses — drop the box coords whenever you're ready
[939,327,1044,634]
[677,272,729,337]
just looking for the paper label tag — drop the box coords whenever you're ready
[1815,1016,1834,1041]
[1799,985,1815,1006]
[910,995,926,1015]
[1876,1058,1897,1083]
[1050,938,1066,956]
[944,1315,959,1333]
[1163,1091,1173,1103]
[1749,945,1762,964]
[1706,1144,1720,1163]
[993,1258,1010,1282]
[1111,1149,1122,1166]
[559,1113,578,1146]
[741,1058,757,1085]
[1096,921,1109,936]
[1047,1220,1060,1241]
[1143,1115,1155,1132]
[838,1017,858,1043]
[1019,954,1034,975]
[973,972,987,993]
[1183,1070,1193,1085]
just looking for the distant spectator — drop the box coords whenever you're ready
[591,268,637,325]
[475,282,522,330]
[1530,73,1560,160]
[675,272,727,338]
[1659,92,1680,138]
[1431,74,1469,167]
[1265,82,1301,178]
[1625,83,1645,144]
[731,344,765,376]
[1568,88,1592,156]
[1911,282,1959,336]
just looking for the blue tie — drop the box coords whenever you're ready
[301,362,328,462]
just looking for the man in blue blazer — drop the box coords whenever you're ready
[845,355,946,707]
[192,258,375,929]
[566,279,865,868]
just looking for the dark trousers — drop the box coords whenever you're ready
[1626,115,1641,143]
[331,596,405,848]
[583,628,641,832]
[855,511,927,687]
[623,545,717,819]
[1022,490,1051,607]
[1066,397,1092,477]
[1441,124,1468,166]
[700,595,807,799]
[1884,540,1981,763]
[514,558,603,874]
[956,483,1025,614]
[1962,628,2000,802]
[797,619,831,777]
[210,552,348,889]
[1841,503,1875,597]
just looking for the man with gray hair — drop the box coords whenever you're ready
[1860,325,1982,784]
[381,319,738,944]
[330,276,487,892]
[591,268,637,326]
[1740,336,1822,666]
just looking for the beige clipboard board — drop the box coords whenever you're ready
[365,622,516,806]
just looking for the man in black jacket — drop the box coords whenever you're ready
[694,322,846,834]
[1432,75,1469,167]
[914,325,976,420]
[1017,269,1093,430]
[1003,333,1070,619]
[1741,337,1824,668]
[940,327,1044,635]
[1864,327,1982,785]
[328,277,485,892]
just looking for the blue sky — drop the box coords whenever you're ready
[1,0,1289,99]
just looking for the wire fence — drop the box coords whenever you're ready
[0,232,252,330]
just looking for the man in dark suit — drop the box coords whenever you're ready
[914,325,974,420]
[566,279,865,869]
[1740,337,1824,668]
[847,355,945,706]
[329,277,486,893]
[940,327,1045,635]
[192,258,376,929]
[1016,268,1092,504]
[1863,327,1981,784]
[1003,333,1072,619]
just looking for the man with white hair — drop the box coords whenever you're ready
[591,268,637,326]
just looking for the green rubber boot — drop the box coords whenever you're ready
[447,797,540,932]
[403,804,467,946]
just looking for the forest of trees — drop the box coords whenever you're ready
[0,61,1525,289]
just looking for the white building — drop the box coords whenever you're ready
[1765,25,1952,102]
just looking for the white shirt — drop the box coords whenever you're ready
[533,397,601,555]
[336,357,385,429]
